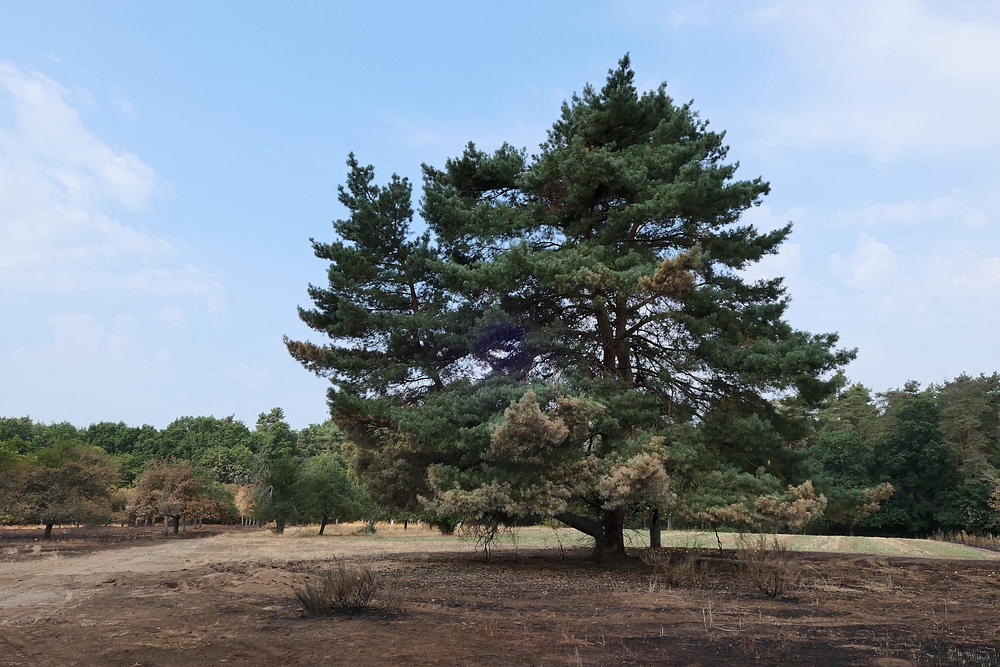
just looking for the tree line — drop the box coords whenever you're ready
[0,408,368,539]
[1,373,998,540]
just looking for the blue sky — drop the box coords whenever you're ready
[2,1,999,429]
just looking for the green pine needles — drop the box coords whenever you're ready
[286,56,853,559]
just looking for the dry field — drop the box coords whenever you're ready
[2,524,1000,666]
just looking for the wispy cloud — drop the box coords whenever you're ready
[832,233,899,291]
[833,190,994,230]
[9,312,175,380]
[753,0,1000,158]
[110,86,134,120]
[0,62,220,296]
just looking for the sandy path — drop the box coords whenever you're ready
[0,529,469,619]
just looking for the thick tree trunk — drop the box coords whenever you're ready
[43,523,53,540]
[599,507,627,559]
[319,514,328,536]
[554,508,629,560]
[274,517,286,534]
[172,515,180,535]
[649,508,662,549]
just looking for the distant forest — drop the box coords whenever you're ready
[2,372,999,539]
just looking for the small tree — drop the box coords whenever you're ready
[13,441,118,539]
[298,453,369,534]
[128,460,229,534]
[252,455,301,534]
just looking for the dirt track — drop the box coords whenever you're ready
[2,527,1000,666]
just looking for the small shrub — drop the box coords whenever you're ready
[641,548,734,585]
[735,533,800,598]
[294,561,390,615]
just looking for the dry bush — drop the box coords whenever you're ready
[735,534,800,599]
[935,530,1000,552]
[641,548,734,586]
[294,561,398,615]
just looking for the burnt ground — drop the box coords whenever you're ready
[1,526,999,666]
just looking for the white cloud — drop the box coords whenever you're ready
[832,233,898,290]
[157,306,186,328]
[754,0,1000,157]
[0,62,220,296]
[833,189,995,229]
[110,87,134,120]
[10,313,175,379]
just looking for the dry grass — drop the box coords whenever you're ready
[735,533,802,599]
[935,530,1000,553]
[640,547,735,586]
[294,560,399,615]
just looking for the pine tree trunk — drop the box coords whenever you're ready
[163,517,169,536]
[173,515,180,535]
[319,514,328,536]
[274,517,286,534]
[44,523,53,540]
[597,507,627,560]
[649,508,662,549]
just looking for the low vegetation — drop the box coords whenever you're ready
[734,534,801,599]
[294,560,396,616]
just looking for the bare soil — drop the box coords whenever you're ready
[2,525,999,666]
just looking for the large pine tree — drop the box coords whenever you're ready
[287,57,852,558]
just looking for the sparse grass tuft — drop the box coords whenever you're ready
[735,533,800,599]
[294,560,399,616]
[640,547,734,585]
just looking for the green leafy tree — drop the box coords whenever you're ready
[253,408,298,460]
[132,415,254,463]
[808,431,893,535]
[935,373,1000,482]
[85,421,159,484]
[297,420,352,458]
[246,408,302,533]
[298,452,369,534]
[253,455,301,534]
[0,439,23,523]
[0,418,82,453]
[816,380,885,444]
[867,395,958,536]
[288,57,852,558]
[197,444,256,484]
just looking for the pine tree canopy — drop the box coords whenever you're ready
[286,56,854,557]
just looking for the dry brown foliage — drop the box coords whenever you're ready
[294,560,397,615]
[735,533,801,598]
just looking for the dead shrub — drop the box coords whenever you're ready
[641,548,734,586]
[294,560,397,615]
[736,533,800,598]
